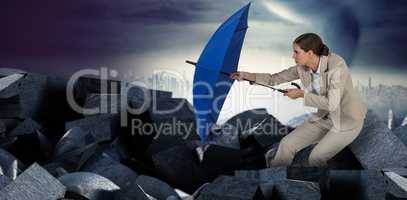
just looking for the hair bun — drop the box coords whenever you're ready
[320,44,329,56]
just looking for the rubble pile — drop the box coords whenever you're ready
[0,70,407,200]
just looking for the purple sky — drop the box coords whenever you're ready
[1,0,406,79]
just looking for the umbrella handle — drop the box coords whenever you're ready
[291,82,301,89]
[186,60,197,65]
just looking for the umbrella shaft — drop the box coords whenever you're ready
[220,71,286,93]
[186,60,286,93]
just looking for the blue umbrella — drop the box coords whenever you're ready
[187,3,251,143]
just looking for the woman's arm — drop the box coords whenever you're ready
[253,65,300,86]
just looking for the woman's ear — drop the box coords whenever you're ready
[307,50,315,56]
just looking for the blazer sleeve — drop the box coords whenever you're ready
[303,60,348,111]
[252,65,300,86]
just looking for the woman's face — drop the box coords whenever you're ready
[292,43,311,66]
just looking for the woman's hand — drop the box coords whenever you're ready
[284,89,304,99]
[230,71,255,82]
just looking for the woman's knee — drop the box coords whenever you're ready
[278,136,299,155]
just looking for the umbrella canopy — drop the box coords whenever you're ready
[193,3,251,142]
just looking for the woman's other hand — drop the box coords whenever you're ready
[283,89,304,99]
[230,71,255,82]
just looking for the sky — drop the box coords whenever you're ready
[2,0,407,123]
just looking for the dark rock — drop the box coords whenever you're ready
[383,168,407,178]
[144,136,190,161]
[384,171,407,199]
[248,122,292,151]
[291,145,314,167]
[292,145,365,169]
[206,123,240,149]
[126,83,172,108]
[101,138,129,162]
[152,144,207,193]
[8,118,41,137]
[326,147,364,170]
[81,153,139,195]
[359,170,386,200]
[0,74,24,98]
[258,182,274,200]
[42,75,83,135]
[136,175,180,200]
[72,76,121,107]
[273,179,320,200]
[386,193,407,200]
[0,68,26,77]
[321,169,386,200]
[14,73,48,119]
[4,160,18,180]
[56,142,101,172]
[42,162,69,177]
[196,176,264,200]
[201,144,243,180]
[0,120,5,135]
[52,127,101,172]
[0,136,17,149]
[58,172,120,200]
[82,153,149,200]
[239,149,268,170]
[120,157,157,177]
[244,117,292,151]
[223,109,293,167]
[147,98,197,141]
[235,167,287,182]
[0,119,19,135]
[0,175,11,189]
[0,148,23,179]
[349,117,407,169]
[36,130,53,159]
[134,96,199,160]
[0,163,66,200]
[149,98,194,121]
[114,183,151,200]
[393,126,407,147]
[287,167,328,182]
[83,93,122,116]
[223,109,270,134]
[0,95,21,118]
[54,127,90,157]
[224,108,292,144]
[4,119,49,163]
[65,114,120,143]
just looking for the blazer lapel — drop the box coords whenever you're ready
[319,55,329,96]
[301,67,312,92]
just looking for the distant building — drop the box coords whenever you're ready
[388,109,395,130]
[145,71,192,102]
[402,117,407,127]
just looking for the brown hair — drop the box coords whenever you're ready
[294,33,329,56]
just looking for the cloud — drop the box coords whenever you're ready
[0,0,406,76]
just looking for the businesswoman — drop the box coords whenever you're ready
[230,33,367,167]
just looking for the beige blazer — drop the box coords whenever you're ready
[254,53,367,131]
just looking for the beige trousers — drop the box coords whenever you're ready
[266,118,363,167]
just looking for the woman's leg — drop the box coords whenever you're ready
[308,123,364,167]
[266,120,330,167]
